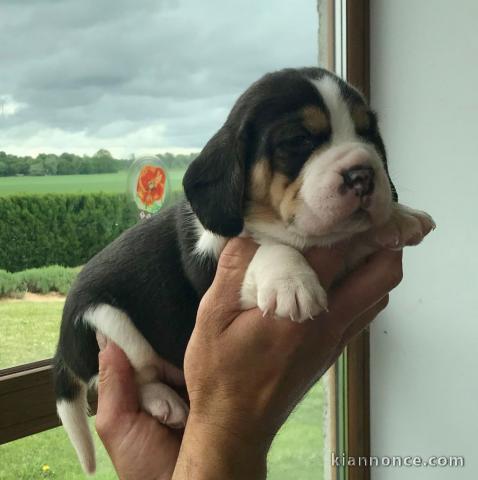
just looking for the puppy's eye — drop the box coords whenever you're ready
[278,134,314,151]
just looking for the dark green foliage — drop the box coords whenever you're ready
[0,193,137,272]
[0,150,197,177]
[0,150,131,177]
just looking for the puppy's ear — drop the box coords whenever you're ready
[183,123,247,237]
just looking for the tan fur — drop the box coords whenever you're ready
[246,203,280,223]
[302,106,329,134]
[268,173,304,223]
[250,158,272,202]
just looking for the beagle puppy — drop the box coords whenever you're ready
[53,67,435,474]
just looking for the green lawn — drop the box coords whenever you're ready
[0,300,64,368]
[0,170,186,197]
[0,300,325,479]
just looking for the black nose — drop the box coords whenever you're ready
[342,165,375,197]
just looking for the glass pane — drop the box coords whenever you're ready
[0,0,320,369]
[0,299,64,368]
[0,419,116,480]
[1,0,332,478]
[268,381,327,480]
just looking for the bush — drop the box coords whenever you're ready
[0,270,21,297]
[0,193,137,272]
[0,265,81,298]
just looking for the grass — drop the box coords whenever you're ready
[0,419,116,480]
[0,301,325,479]
[0,170,186,197]
[0,300,64,368]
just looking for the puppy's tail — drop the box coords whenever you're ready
[54,360,96,475]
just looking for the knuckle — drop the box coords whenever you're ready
[380,294,390,310]
[387,254,403,288]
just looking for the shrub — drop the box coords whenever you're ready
[0,265,81,298]
[0,270,21,297]
[0,193,137,272]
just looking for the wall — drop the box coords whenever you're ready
[369,1,478,478]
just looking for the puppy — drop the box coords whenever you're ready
[53,67,435,474]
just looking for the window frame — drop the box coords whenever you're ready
[325,1,371,480]
[0,4,373,480]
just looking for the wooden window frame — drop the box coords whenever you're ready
[345,2,371,479]
[324,1,371,480]
[332,1,372,479]
[0,4,372,479]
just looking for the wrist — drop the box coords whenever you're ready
[173,414,269,480]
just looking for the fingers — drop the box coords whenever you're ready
[324,249,402,339]
[340,295,389,347]
[96,334,139,430]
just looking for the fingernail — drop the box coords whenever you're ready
[96,332,107,350]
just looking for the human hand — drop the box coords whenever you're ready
[173,238,402,479]
[95,337,182,480]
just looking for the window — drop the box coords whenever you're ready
[0,1,371,479]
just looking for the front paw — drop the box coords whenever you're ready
[241,245,327,323]
[374,204,436,249]
[259,273,327,322]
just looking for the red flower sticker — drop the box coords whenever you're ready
[136,165,166,206]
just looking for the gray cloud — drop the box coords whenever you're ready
[0,0,319,156]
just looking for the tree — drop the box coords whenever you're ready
[29,162,46,176]
[44,155,58,175]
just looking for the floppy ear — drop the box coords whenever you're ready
[183,123,247,237]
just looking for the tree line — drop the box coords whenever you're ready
[0,150,198,177]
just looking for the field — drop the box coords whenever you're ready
[0,170,186,197]
[0,299,326,479]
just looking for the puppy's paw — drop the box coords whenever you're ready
[241,244,327,322]
[139,382,189,429]
[374,204,436,249]
[258,272,327,322]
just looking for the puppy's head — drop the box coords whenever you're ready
[184,68,396,244]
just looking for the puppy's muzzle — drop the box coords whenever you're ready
[342,165,375,197]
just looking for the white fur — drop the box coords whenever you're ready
[372,203,436,249]
[84,304,160,380]
[57,385,95,475]
[194,217,227,260]
[139,382,189,428]
[241,244,327,322]
[312,75,358,145]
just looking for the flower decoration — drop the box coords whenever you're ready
[136,165,166,207]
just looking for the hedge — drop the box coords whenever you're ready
[0,193,137,272]
[0,265,82,298]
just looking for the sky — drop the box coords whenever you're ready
[0,0,319,158]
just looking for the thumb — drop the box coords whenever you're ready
[208,237,258,302]
[96,334,139,420]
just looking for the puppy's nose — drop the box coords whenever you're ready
[342,165,375,197]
